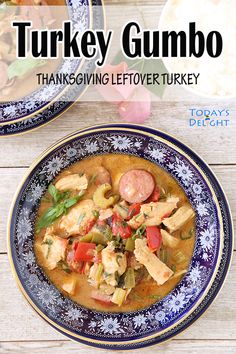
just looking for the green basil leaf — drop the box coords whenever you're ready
[64,190,85,208]
[54,204,66,218]
[7,58,46,80]
[64,197,78,208]
[37,189,85,232]
[48,184,59,203]
[47,184,68,204]
[36,206,60,231]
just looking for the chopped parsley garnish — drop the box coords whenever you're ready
[77,212,86,225]
[41,238,53,259]
[89,174,97,185]
[116,254,123,265]
[92,210,99,218]
[132,225,146,240]
[57,260,71,273]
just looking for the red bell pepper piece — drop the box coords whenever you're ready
[127,203,141,220]
[84,219,96,234]
[73,241,79,251]
[146,186,160,203]
[112,213,132,239]
[74,242,96,262]
[146,226,162,251]
[161,211,172,221]
[97,219,106,227]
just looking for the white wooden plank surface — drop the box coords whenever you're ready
[1,340,236,354]
[0,0,235,351]
[1,253,236,342]
[0,102,235,167]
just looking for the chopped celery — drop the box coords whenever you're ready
[96,244,105,252]
[91,232,107,245]
[90,263,104,284]
[124,268,135,289]
[80,234,93,242]
[125,238,135,252]
[116,204,128,219]
[129,291,143,301]
[180,228,194,240]
[172,269,187,279]
[173,251,187,264]
[148,294,161,300]
[160,249,168,264]
[111,288,127,306]
[95,263,104,282]
[97,224,113,241]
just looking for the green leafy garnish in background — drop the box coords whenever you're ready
[7,58,46,80]
[0,3,6,13]
[36,188,84,233]
[112,51,167,98]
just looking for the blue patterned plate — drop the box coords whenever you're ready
[0,0,104,135]
[8,124,233,349]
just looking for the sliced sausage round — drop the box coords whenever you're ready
[95,166,111,186]
[119,169,155,204]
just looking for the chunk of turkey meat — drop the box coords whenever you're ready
[55,174,88,191]
[41,232,68,270]
[58,199,97,236]
[134,239,173,285]
[162,205,195,233]
[128,200,178,229]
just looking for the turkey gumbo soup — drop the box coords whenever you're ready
[34,154,195,312]
[0,0,64,101]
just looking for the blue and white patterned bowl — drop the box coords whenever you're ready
[8,124,233,349]
[0,0,104,135]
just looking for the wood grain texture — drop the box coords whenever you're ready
[1,165,235,253]
[1,340,236,354]
[0,102,235,167]
[1,253,235,342]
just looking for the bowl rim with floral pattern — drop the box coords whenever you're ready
[0,0,102,127]
[0,0,104,136]
[7,123,233,350]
